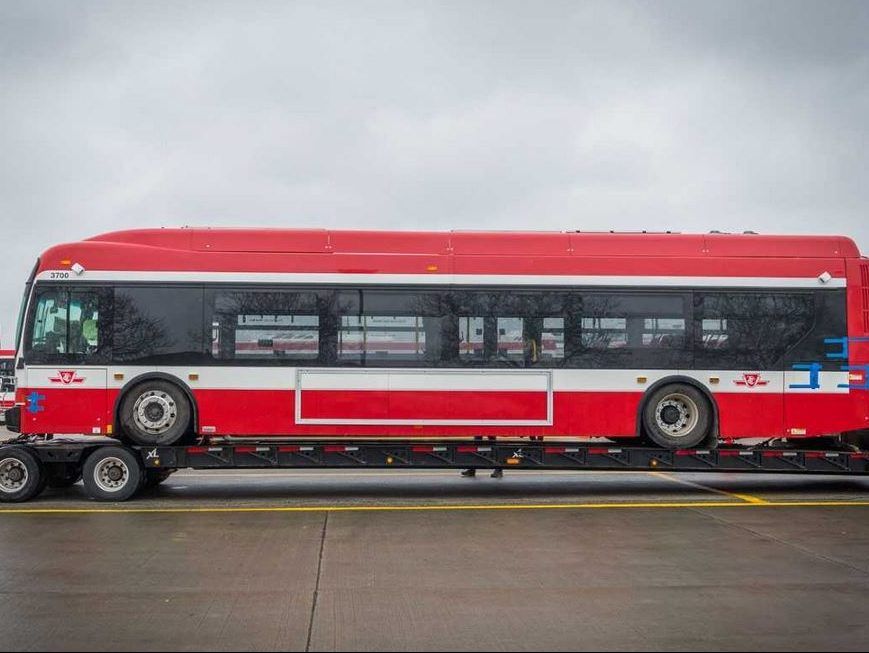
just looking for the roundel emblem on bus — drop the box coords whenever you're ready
[49,370,85,385]
[734,373,768,388]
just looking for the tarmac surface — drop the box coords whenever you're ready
[2,465,869,651]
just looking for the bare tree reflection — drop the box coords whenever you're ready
[695,292,814,369]
[112,292,173,361]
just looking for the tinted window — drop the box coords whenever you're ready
[693,291,815,369]
[46,283,836,372]
[212,289,329,362]
[338,290,447,365]
[113,287,205,363]
[450,291,568,367]
[569,292,688,368]
[784,290,846,368]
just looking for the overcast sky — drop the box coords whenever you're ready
[1,0,867,345]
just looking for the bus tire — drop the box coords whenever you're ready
[82,446,144,501]
[120,380,192,446]
[642,383,711,449]
[0,447,45,503]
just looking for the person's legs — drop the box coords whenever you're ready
[462,436,484,476]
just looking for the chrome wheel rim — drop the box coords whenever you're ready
[655,393,699,438]
[93,457,130,493]
[133,390,177,434]
[0,458,28,493]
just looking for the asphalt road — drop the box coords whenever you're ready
[2,467,869,651]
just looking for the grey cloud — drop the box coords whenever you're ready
[1,0,867,343]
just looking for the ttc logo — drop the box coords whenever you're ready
[734,373,769,388]
[49,370,85,384]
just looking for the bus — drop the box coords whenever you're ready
[0,349,14,423]
[4,228,869,450]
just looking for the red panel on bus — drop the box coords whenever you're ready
[298,390,548,422]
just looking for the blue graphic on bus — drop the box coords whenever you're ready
[26,391,45,414]
[789,337,869,390]
[789,362,822,389]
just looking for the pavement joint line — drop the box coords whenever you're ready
[648,471,769,504]
[3,500,869,514]
[305,513,328,653]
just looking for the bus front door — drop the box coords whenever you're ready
[22,287,111,435]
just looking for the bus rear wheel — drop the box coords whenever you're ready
[643,383,712,449]
[120,380,192,446]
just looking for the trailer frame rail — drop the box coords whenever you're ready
[3,438,869,503]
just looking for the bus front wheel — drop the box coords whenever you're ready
[642,383,712,449]
[120,380,192,446]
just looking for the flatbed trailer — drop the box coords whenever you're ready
[3,436,869,503]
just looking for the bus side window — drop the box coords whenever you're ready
[211,289,325,364]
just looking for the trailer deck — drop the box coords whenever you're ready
[3,436,869,503]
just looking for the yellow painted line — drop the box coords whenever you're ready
[648,471,769,504]
[728,493,769,504]
[2,500,869,515]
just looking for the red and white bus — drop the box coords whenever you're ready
[0,349,14,422]
[4,228,869,449]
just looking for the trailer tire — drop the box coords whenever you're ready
[120,380,192,446]
[643,383,712,449]
[0,447,45,502]
[82,446,143,502]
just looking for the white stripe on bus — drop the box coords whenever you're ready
[21,366,851,394]
[36,270,846,288]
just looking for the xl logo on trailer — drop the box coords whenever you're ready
[48,370,85,385]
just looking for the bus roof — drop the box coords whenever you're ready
[86,228,860,257]
[33,227,861,280]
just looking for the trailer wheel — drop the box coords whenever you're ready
[82,446,144,501]
[643,383,712,449]
[0,447,45,503]
[120,380,192,446]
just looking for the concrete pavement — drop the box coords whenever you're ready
[2,469,869,650]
